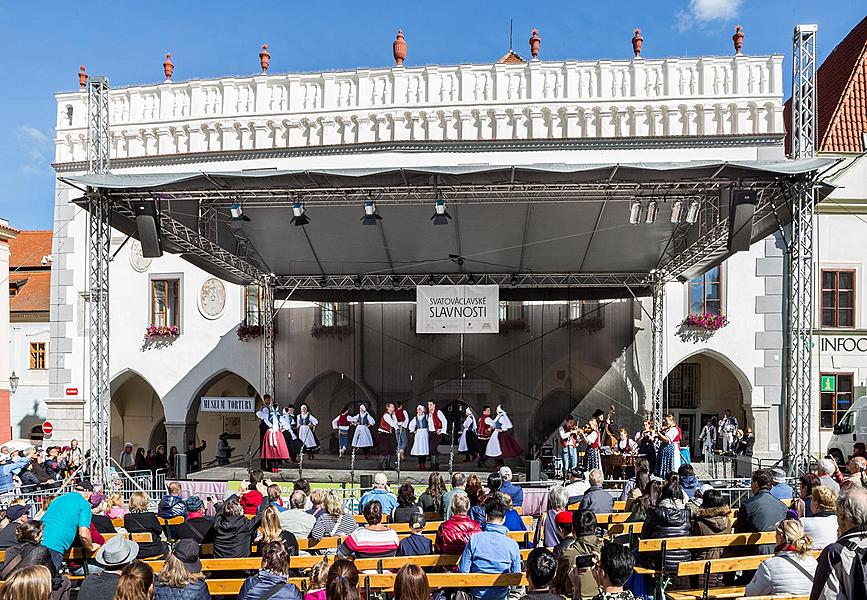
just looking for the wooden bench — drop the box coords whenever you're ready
[606,521,643,536]
[637,532,777,553]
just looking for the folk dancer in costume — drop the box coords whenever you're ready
[485,405,522,468]
[377,403,399,470]
[296,404,320,460]
[408,405,430,469]
[331,407,352,458]
[476,405,493,467]
[280,406,301,464]
[349,404,376,459]
[426,400,448,471]
[458,407,479,463]
[559,416,580,472]
[718,409,738,453]
[634,420,657,475]
[698,418,717,462]
[259,400,290,473]
[579,414,603,473]
[654,414,682,478]
[256,394,277,471]
[394,401,410,460]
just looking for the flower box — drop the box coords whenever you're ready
[684,313,728,331]
[311,324,353,340]
[237,323,263,342]
[145,324,179,338]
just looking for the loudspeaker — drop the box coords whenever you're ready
[725,189,757,252]
[528,459,543,482]
[360,474,373,490]
[135,200,163,258]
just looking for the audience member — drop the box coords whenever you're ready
[816,459,841,494]
[501,492,527,532]
[176,496,214,544]
[325,559,359,600]
[394,564,430,600]
[0,521,61,591]
[115,560,155,600]
[238,540,302,600]
[258,505,298,557]
[358,473,398,516]
[90,494,118,534]
[278,490,317,539]
[618,458,650,502]
[186,439,207,473]
[458,497,521,600]
[588,543,636,600]
[442,472,467,520]
[793,473,821,517]
[553,509,601,598]
[565,468,590,503]
[465,475,487,524]
[213,498,260,559]
[678,463,701,499]
[397,513,432,557]
[519,548,560,600]
[769,469,796,500]
[744,518,817,596]
[801,485,838,550]
[79,535,139,597]
[337,500,398,558]
[552,510,574,557]
[641,475,691,570]
[627,477,659,523]
[540,485,570,548]
[690,489,731,588]
[157,482,188,520]
[392,483,422,524]
[811,487,867,600]
[843,457,867,490]
[124,491,166,559]
[267,485,286,512]
[307,490,325,517]
[309,491,358,541]
[294,480,312,508]
[435,492,481,555]
[853,442,867,460]
[0,504,30,549]
[154,539,210,600]
[41,481,96,570]
[580,470,614,515]
[303,558,329,600]
[418,472,447,514]
[240,471,266,516]
[0,565,52,600]
[499,467,524,508]
[733,469,788,554]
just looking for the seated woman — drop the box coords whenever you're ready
[500,493,527,532]
[627,479,662,523]
[801,485,838,549]
[238,540,301,600]
[690,489,731,589]
[105,492,128,520]
[257,505,298,557]
[392,483,422,524]
[213,497,261,558]
[309,490,358,544]
[124,490,166,559]
[337,500,399,559]
[417,472,446,515]
[744,518,818,597]
[640,475,692,571]
[792,473,821,517]
[154,539,210,600]
[1,521,63,592]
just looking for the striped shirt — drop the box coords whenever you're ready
[309,513,358,540]
[337,526,400,558]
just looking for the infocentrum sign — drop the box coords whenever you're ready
[416,285,499,334]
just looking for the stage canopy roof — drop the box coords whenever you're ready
[61,158,836,299]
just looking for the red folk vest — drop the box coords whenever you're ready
[337,413,350,427]
[379,416,393,433]
[477,418,493,439]
[431,410,443,432]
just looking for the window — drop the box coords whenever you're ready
[319,302,349,327]
[244,285,262,326]
[29,342,47,370]
[498,301,525,321]
[665,363,700,409]
[568,300,601,321]
[820,372,853,429]
[821,270,855,327]
[688,266,722,316]
[151,279,180,328]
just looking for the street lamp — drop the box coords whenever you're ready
[9,371,19,394]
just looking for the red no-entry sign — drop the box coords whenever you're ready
[41,422,53,436]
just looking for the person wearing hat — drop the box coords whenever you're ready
[0,503,30,549]
[551,509,574,557]
[176,496,215,544]
[154,539,210,600]
[564,467,590,502]
[397,513,432,557]
[770,468,795,500]
[40,480,97,570]
[79,534,139,597]
[120,441,136,470]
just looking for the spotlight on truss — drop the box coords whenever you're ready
[290,202,310,226]
[361,200,382,225]
[670,200,684,224]
[229,203,251,222]
[645,200,658,224]
[685,199,701,224]
[431,199,451,225]
[629,200,642,224]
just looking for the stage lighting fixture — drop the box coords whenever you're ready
[685,199,701,224]
[354,276,363,288]
[628,200,642,224]
[466,274,476,285]
[229,203,251,222]
[428,275,436,286]
[670,200,684,223]
[510,275,519,286]
[290,202,310,226]
[361,200,382,225]
[391,276,400,287]
[431,199,451,225]
[645,200,658,224]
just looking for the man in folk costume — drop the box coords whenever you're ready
[476,405,494,467]
[280,406,300,464]
[718,409,738,453]
[349,404,376,459]
[394,401,410,460]
[296,403,320,460]
[458,406,479,463]
[331,407,352,458]
[698,417,717,462]
[377,403,399,470]
[408,405,430,469]
[485,405,522,468]
[426,400,448,471]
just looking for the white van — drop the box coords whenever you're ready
[828,395,867,465]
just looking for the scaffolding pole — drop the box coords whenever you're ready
[787,24,817,474]
[263,282,275,397]
[650,277,665,429]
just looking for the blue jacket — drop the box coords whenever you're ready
[238,570,302,600]
[0,458,30,493]
[358,489,398,516]
[499,481,523,508]
[154,579,211,600]
[158,495,189,520]
[680,475,702,499]
[770,482,795,501]
[458,522,521,600]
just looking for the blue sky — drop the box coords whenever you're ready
[0,0,863,230]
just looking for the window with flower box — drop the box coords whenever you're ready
[687,266,722,316]
[151,279,180,329]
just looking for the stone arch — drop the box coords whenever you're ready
[110,369,164,460]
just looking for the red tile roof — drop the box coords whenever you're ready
[10,271,50,314]
[9,231,52,269]
[497,50,525,64]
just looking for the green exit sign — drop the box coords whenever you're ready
[821,375,836,392]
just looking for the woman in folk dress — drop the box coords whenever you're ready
[296,403,320,459]
[280,406,301,464]
[580,418,602,473]
[458,407,479,463]
[485,405,522,468]
[408,405,430,470]
[654,413,682,478]
[261,404,290,472]
[349,404,376,459]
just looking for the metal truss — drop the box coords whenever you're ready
[262,283,275,396]
[787,25,817,474]
[87,77,110,175]
[273,272,650,290]
[650,277,665,429]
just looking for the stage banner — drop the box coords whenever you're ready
[200,396,255,413]
[416,285,499,334]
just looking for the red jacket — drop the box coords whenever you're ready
[240,490,263,515]
[435,514,481,555]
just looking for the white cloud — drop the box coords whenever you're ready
[676,0,743,32]
[16,125,52,175]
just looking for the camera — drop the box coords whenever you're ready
[575,554,595,569]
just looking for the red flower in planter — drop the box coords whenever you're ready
[685,313,728,331]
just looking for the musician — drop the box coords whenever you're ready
[296,403,320,460]
[635,420,657,475]
[349,404,375,459]
[458,407,479,463]
[615,428,638,455]
[426,400,448,471]
[718,409,738,453]
[408,405,430,469]
[579,414,603,472]
[394,401,410,460]
[485,405,522,468]
[331,407,352,458]
[654,413,682,478]
[476,405,493,467]
[377,403,398,470]
[698,418,717,461]
[558,416,579,472]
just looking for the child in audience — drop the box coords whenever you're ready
[305,558,329,600]
[106,492,127,519]
[397,513,433,556]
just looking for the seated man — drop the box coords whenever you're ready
[587,542,636,600]
[358,472,398,516]
[458,497,521,600]
[565,468,590,504]
[499,467,524,508]
[733,469,787,554]
[278,490,317,539]
[0,504,30,549]
[157,481,188,519]
[519,547,561,600]
[843,457,867,490]
[579,469,614,515]
[678,463,702,499]
[770,468,796,499]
